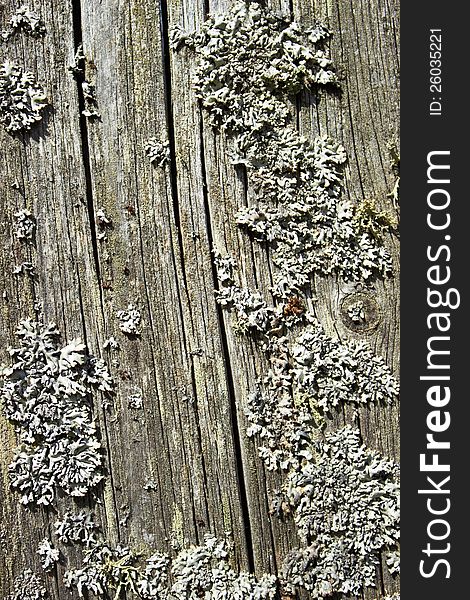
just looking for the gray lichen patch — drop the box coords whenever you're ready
[68,44,85,76]
[55,511,99,547]
[0,320,114,505]
[386,549,400,575]
[289,321,399,413]
[281,426,400,597]
[145,138,170,167]
[1,6,46,41]
[214,259,399,594]
[0,61,48,132]
[14,209,36,243]
[128,390,143,409]
[96,208,112,241]
[340,292,381,333]
[347,299,366,323]
[81,81,100,118]
[63,535,277,599]
[103,336,120,351]
[6,570,47,600]
[174,1,393,297]
[96,208,112,228]
[214,252,303,343]
[37,539,60,572]
[117,305,142,336]
[13,261,36,278]
[215,255,397,416]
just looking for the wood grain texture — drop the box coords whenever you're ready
[0,0,399,598]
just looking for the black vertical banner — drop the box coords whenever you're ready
[402,3,468,599]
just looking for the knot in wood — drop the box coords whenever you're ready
[340,292,381,333]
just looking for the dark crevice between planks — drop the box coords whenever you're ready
[159,0,213,543]
[71,0,123,544]
[199,118,256,574]
[159,0,190,293]
[123,4,182,538]
[71,0,101,285]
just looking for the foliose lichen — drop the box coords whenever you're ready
[117,305,142,336]
[214,257,399,595]
[13,261,36,277]
[96,208,112,228]
[280,426,399,597]
[6,570,47,600]
[145,138,170,167]
[1,6,46,41]
[103,336,120,351]
[347,299,366,323]
[0,61,48,132]
[82,81,100,118]
[215,254,398,418]
[174,1,393,297]
[68,44,85,76]
[289,322,399,414]
[128,391,143,410]
[54,511,99,547]
[37,539,60,572]
[0,320,114,505]
[386,548,400,575]
[13,209,36,243]
[96,208,112,241]
[63,535,277,599]
[214,253,302,343]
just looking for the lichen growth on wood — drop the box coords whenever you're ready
[13,261,36,278]
[117,305,142,336]
[54,511,100,547]
[37,539,60,572]
[347,299,366,323]
[81,81,100,119]
[68,44,85,76]
[63,535,277,599]
[0,320,114,505]
[0,61,48,132]
[103,336,120,351]
[0,4,399,600]
[386,549,400,575]
[6,570,47,600]
[145,138,170,167]
[174,1,393,296]
[281,426,399,597]
[13,209,36,243]
[214,254,399,595]
[1,6,46,41]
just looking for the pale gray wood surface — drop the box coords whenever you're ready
[1,0,399,598]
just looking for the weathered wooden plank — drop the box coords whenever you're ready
[78,0,251,568]
[1,0,400,599]
[291,0,400,597]
[0,1,107,597]
[177,0,401,596]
